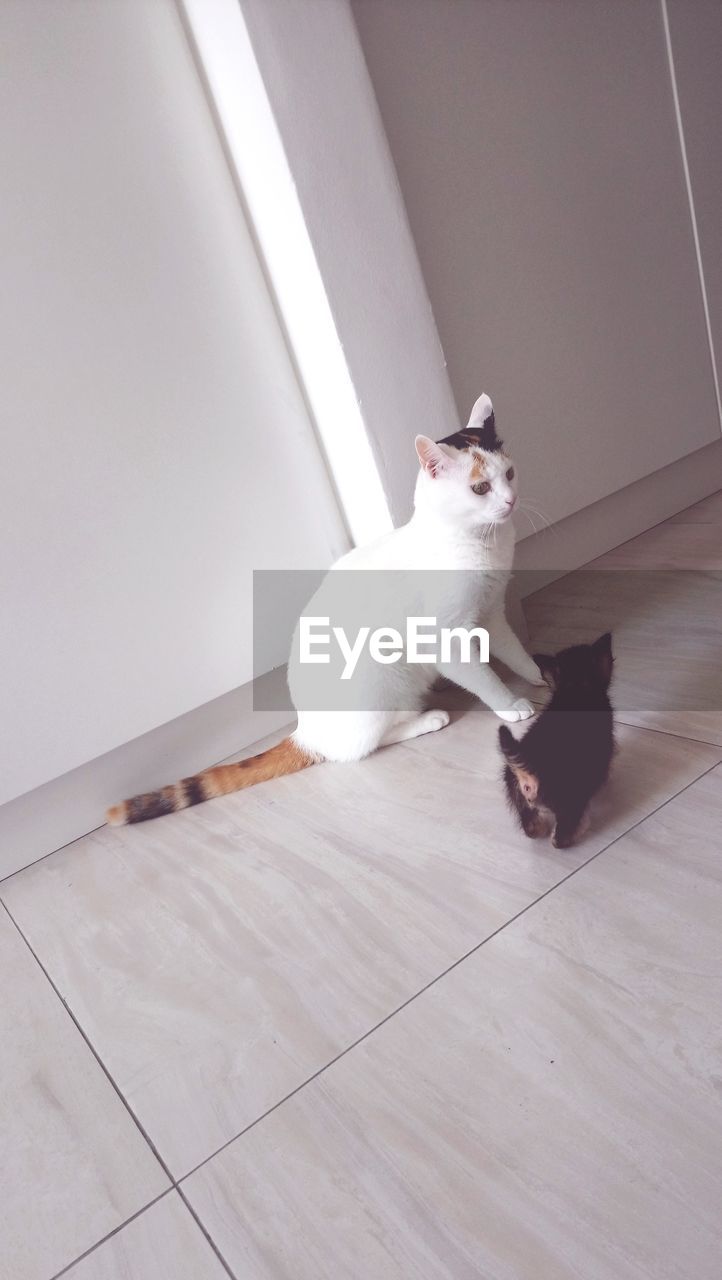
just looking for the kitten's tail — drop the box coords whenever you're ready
[106,737,319,826]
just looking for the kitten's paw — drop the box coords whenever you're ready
[552,831,573,850]
[422,708,451,733]
[522,808,554,839]
[553,812,590,848]
[553,819,586,849]
[496,698,535,723]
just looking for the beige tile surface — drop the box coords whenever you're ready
[524,517,722,744]
[3,711,716,1179]
[185,765,722,1280]
[0,908,168,1280]
[62,1192,228,1280]
[585,520,722,570]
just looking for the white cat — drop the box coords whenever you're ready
[107,394,541,825]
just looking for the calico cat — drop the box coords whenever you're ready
[108,393,543,824]
[498,632,614,848]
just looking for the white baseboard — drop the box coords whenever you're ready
[3,440,720,883]
[515,436,722,591]
[0,666,291,883]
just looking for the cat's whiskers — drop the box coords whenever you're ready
[519,499,559,541]
[521,497,554,527]
[517,507,540,535]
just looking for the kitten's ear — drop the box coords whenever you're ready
[592,631,614,684]
[415,435,453,477]
[533,653,559,690]
[498,724,520,761]
[466,392,502,452]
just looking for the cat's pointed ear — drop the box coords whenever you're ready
[533,653,559,690]
[466,393,502,452]
[415,435,453,477]
[467,393,494,430]
[592,631,614,684]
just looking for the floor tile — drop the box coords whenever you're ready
[2,710,717,1178]
[586,519,722,569]
[184,765,722,1280]
[62,1192,228,1280]
[0,909,168,1280]
[523,547,722,744]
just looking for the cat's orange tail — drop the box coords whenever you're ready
[106,737,318,826]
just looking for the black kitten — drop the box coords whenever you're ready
[498,633,614,848]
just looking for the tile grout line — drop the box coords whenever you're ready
[609,718,722,748]
[534,705,722,750]
[1,899,224,1280]
[176,755,722,1186]
[48,1188,174,1280]
[5,759,719,1276]
[0,823,106,889]
[176,1185,240,1280]
[396,694,722,766]
[0,898,177,1189]
[44,1184,241,1280]
[2,891,242,1280]
[428,703,722,753]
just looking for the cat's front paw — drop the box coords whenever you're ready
[421,708,451,733]
[519,659,547,687]
[496,698,535,723]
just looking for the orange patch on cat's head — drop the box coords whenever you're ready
[469,453,488,483]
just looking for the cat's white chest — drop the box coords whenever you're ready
[419,522,515,571]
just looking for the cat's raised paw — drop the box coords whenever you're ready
[519,660,548,687]
[496,698,535,723]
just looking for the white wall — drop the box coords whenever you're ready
[4,0,722,858]
[351,0,721,524]
[0,0,347,805]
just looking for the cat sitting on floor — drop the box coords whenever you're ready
[498,633,614,848]
[108,393,544,825]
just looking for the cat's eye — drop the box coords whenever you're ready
[506,467,515,481]
[471,481,491,496]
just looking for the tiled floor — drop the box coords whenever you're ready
[3,494,722,1280]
